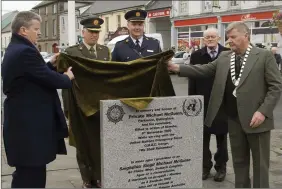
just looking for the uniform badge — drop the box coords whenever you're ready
[93,20,99,25]
[136,12,140,17]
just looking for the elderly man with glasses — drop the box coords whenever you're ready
[188,28,230,182]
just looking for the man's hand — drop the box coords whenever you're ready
[250,111,265,128]
[64,67,74,80]
[50,53,60,66]
[167,61,180,73]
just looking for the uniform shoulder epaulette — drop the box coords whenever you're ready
[65,44,79,50]
[97,44,107,48]
[145,36,158,41]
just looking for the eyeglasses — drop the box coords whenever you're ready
[204,36,218,39]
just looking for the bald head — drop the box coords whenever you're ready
[203,27,220,49]
[271,47,278,54]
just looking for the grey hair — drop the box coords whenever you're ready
[203,27,219,37]
[226,21,250,40]
[11,11,41,33]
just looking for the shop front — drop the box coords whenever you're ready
[173,10,278,51]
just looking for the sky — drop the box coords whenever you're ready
[1,1,42,15]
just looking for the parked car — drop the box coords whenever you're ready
[43,53,54,63]
[40,52,48,58]
[171,51,190,65]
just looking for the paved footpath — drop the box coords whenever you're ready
[2,130,282,188]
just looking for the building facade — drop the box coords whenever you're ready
[171,0,282,51]
[32,1,91,53]
[146,0,172,50]
[59,5,91,48]
[81,1,147,45]
[1,11,19,54]
[32,1,62,53]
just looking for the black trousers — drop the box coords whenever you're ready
[203,132,228,171]
[11,165,46,188]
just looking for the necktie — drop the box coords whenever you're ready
[210,50,216,59]
[135,39,141,51]
[235,55,242,79]
[89,46,96,58]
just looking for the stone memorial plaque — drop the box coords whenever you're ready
[100,96,203,188]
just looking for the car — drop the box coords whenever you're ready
[40,52,49,58]
[171,51,190,65]
[43,53,55,63]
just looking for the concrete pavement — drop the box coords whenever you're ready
[2,130,282,188]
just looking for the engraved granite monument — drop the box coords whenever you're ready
[100,96,203,188]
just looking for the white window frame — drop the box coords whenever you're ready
[53,19,56,36]
[202,1,213,13]
[53,4,57,14]
[179,0,189,15]
[229,0,241,9]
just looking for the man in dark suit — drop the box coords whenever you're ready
[168,21,282,188]
[271,47,282,70]
[1,11,74,188]
[63,16,111,188]
[111,9,162,62]
[189,28,229,182]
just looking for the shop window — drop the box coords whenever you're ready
[178,27,190,32]
[255,22,260,28]
[190,26,202,32]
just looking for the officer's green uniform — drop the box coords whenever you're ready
[62,16,110,188]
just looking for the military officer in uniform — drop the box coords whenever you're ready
[62,16,110,188]
[111,9,162,62]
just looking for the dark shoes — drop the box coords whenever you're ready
[202,169,210,180]
[82,180,101,188]
[202,168,226,182]
[214,169,226,182]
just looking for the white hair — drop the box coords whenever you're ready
[271,47,278,51]
[203,27,219,37]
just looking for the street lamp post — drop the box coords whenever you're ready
[68,1,76,46]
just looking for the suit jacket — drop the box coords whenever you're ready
[189,44,229,134]
[179,46,282,133]
[274,53,282,65]
[111,35,162,62]
[1,33,72,167]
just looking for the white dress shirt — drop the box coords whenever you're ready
[130,36,143,47]
[207,45,219,58]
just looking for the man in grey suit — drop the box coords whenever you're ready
[168,21,282,188]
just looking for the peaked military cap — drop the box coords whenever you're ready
[124,9,147,22]
[80,16,104,31]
